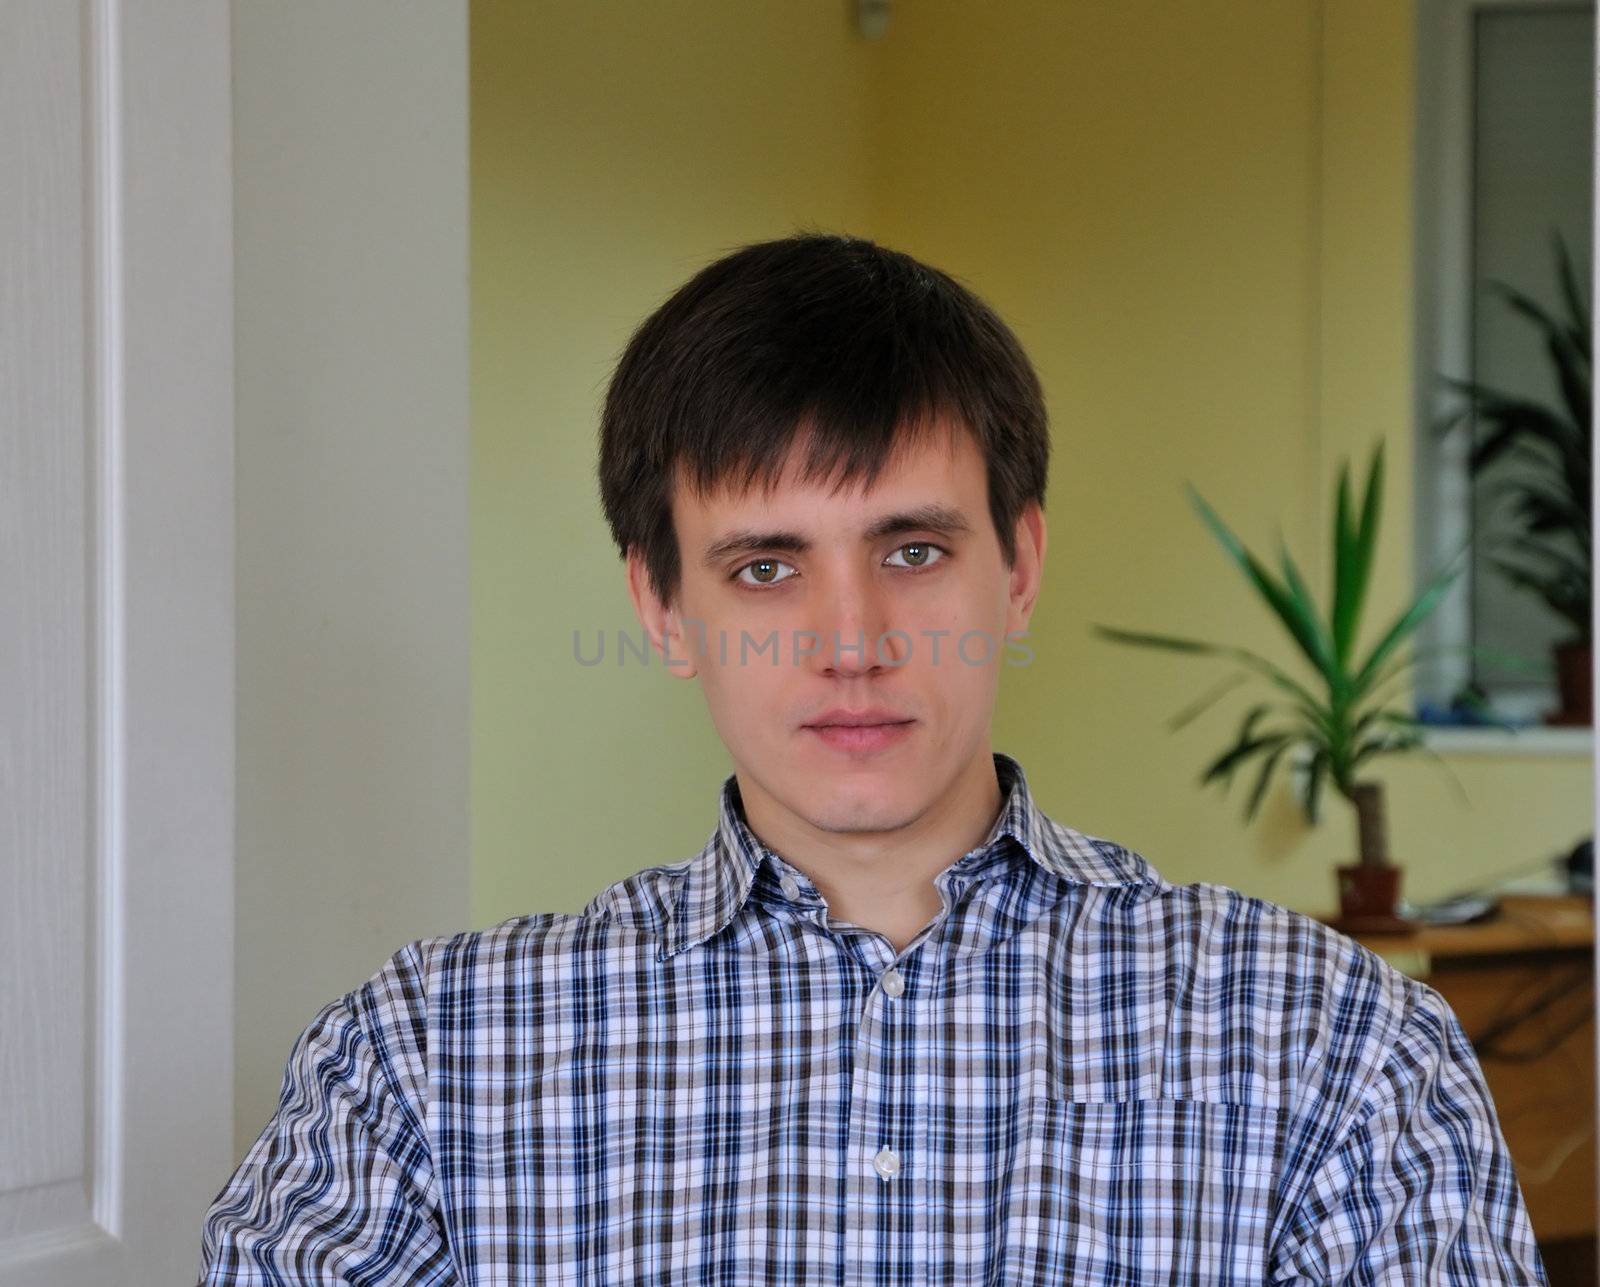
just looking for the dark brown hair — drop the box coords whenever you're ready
[597,231,1050,607]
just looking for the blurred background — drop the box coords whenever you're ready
[472,0,1595,913]
[468,0,1597,1274]
[470,0,1593,922]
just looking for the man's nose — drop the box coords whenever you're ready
[805,568,897,675]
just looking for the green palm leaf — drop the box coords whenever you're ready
[1244,739,1293,821]
[1165,671,1252,731]
[1330,444,1382,675]
[1551,226,1591,354]
[1300,745,1329,824]
[1184,484,1337,681]
[1349,536,1471,695]
[1090,624,1337,742]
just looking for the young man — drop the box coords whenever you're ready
[198,234,1547,1284]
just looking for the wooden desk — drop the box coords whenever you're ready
[1348,895,1596,1269]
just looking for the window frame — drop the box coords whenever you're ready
[1412,0,1594,746]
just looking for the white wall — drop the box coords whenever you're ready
[230,0,472,1158]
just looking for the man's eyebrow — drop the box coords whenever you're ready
[700,504,974,568]
[862,503,974,542]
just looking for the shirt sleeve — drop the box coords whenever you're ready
[195,944,457,1286]
[1268,980,1549,1284]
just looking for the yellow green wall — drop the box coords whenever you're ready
[471,0,1592,928]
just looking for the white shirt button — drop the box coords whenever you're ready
[872,1147,901,1180]
[881,967,905,998]
[779,875,800,900]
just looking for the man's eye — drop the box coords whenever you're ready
[885,542,947,570]
[733,558,797,587]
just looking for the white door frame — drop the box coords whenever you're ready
[0,0,234,1282]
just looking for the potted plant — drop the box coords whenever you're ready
[1433,227,1592,725]
[1091,440,1532,932]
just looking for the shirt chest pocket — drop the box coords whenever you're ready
[1000,1095,1285,1286]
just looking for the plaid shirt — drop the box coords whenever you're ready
[197,751,1547,1284]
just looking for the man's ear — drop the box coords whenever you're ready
[625,550,698,679]
[1005,500,1047,636]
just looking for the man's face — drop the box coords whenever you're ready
[627,419,1045,840]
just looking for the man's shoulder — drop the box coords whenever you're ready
[1148,877,1426,1009]
[1135,878,1438,1094]
[1047,832,1423,1019]
[348,858,693,1011]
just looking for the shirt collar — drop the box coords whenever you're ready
[654,751,1159,962]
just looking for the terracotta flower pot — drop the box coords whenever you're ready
[1331,862,1412,935]
[1545,639,1593,727]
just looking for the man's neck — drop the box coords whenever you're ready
[736,752,1006,954]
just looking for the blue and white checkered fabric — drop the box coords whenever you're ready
[197,751,1547,1284]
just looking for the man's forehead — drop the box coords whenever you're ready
[673,421,975,520]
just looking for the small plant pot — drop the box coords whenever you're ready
[1331,862,1412,935]
[1545,639,1593,727]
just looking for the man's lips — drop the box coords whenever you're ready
[802,716,917,754]
[802,709,915,729]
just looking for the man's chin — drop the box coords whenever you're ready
[785,777,920,837]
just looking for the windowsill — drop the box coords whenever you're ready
[1420,725,1594,757]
